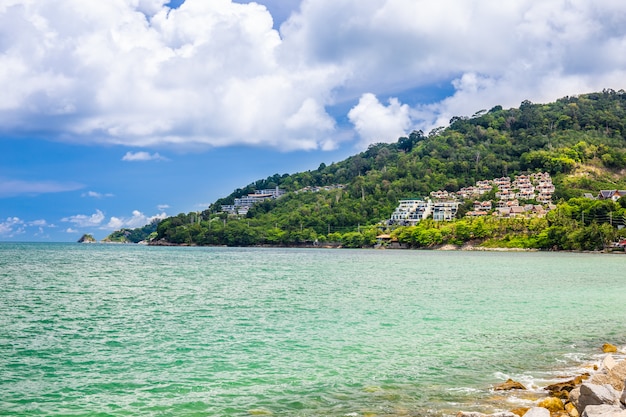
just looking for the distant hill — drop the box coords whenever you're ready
[109,90,626,250]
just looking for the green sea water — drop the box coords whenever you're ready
[1,243,625,417]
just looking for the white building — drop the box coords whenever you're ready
[222,187,286,215]
[390,199,433,225]
[432,202,460,221]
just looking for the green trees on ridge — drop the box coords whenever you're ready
[109,90,626,249]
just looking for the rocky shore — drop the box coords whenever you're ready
[458,344,626,417]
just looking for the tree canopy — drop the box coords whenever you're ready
[108,90,626,249]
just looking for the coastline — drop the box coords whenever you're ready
[142,239,626,254]
[459,344,626,417]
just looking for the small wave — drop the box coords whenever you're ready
[504,395,538,406]
[493,372,510,380]
[447,387,481,394]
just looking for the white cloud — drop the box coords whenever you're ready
[348,93,410,148]
[0,217,25,237]
[0,0,342,150]
[157,204,170,210]
[289,0,626,142]
[122,151,168,162]
[65,228,79,234]
[82,190,115,198]
[0,178,83,197]
[61,209,106,228]
[104,210,168,230]
[28,219,48,227]
[2,0,626,151]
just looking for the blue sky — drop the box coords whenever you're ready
[2,0,626,241]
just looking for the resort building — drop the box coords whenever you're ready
[222,187,286,216]
[389,199,433,225]
[432,202,460,221]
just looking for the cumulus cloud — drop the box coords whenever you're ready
[0,0,341,150]
[104,210,168,230]
[122,151,168,161]
[285,0,626,142]
[348,93,411,147]
[157,204,170,210]
[1,0,626,150]
[61,210,106,228]
[0,217,25,237]
[0,178,83,197]
[0,217,56,238]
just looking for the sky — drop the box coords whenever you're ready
[1,0,626,241]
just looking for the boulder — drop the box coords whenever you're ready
[495,379,527,391]
[547,379,579,396]
[538,397,565,412]
[511,407,530,416]
[603,355,618,372]
[581,405,626,417]
[523,407,551,417]
[603,344,618,354]
[592,362,626,391]
[566,402,580,417]
[457,412,517,417]
[575,383,620,414]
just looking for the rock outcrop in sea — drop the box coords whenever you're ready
[77,233,97,243]
[458,345,626,417]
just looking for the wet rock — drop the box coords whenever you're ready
[603,344,618,354]
[555,391,571,400]
[538,397,565,412]
[495,379,527,391]
[581,404,626,417]
[547,377,585,396]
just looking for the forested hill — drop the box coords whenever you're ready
[108,90,626,248]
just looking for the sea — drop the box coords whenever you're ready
[1,243,625,417]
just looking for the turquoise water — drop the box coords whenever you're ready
[1,243,625,416]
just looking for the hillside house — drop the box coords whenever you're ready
[598,190,626,202]
[473,201,493,211]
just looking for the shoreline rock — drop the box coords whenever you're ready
[458,344,626,417]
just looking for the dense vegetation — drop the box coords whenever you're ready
[107,90,626,250]
[102,221,158,243]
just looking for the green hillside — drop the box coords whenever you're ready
[109,90,626,250]
[102,221,159,243]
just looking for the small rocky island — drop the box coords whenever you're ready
[77,234,97,243]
